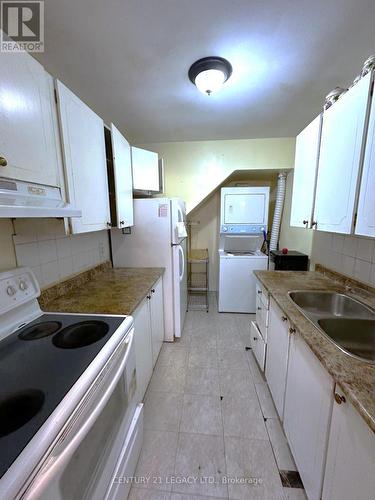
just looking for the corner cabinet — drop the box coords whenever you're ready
[265,298,291,420]
[0,49,63,187]
[55,80,110,233]
[355,82,375,237]
[290,114,322,228]
[108,124,134,229]
[283,331,334,500]
[322,387,375,500]
[313,71,373,234]
[132,146,160,192]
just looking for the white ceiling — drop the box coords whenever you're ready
[35,0,375,143]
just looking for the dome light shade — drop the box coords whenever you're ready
[189,57,232,95]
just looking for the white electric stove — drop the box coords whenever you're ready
[0,267,143,500]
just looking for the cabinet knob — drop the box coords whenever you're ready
[253,337,258,341]
[289,327,296,334]
[281,316,288,322]
[0,156,8,167]
[151,289,155,293]
[334,393,346,405]
[147,295,151,300]
[302,220,309,227]
[120,220,125,225]
[311,221,318,228]
[257,306,262,311]
[107,222,112,228]
[257,290,262,295]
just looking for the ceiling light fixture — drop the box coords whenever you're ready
[188,57,233,96]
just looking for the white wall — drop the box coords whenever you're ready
[311,231,375,285]
[0,219,110,288]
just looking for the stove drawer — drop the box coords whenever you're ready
[250,321,266,372]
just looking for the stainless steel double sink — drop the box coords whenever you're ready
[288,290,375,364]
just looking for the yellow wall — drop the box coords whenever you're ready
[138,137,296,212]
[279,171,314,257]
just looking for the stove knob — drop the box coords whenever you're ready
[6,285,16,296]
[19,280,28,291]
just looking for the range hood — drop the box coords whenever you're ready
[0,178,82,218]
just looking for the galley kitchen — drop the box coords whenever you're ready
[0,1,375,499]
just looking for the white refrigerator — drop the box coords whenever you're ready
[111,198,188,341]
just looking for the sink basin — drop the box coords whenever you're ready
[318,318,375,363]
[288,290,375,364]
[289,291,375,318]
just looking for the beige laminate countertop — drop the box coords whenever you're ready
[42,267,165,316]
[254,270,375,433]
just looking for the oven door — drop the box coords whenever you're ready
[22,329,139,500]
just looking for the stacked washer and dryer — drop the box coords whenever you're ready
[218,187,270,313]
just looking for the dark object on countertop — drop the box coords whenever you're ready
[270,250,309,271]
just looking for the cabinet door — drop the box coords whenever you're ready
[356,86,375,236]
[290,114,322,228]
[110,124,134,228]
[265,298,290,419]
[149,278,165,366]
[0,49,62,187]
[284,333,334,500]
[132,146,159,191]
[56,80,110,233]
[322,387,375,500]
[133,298,153,402]
[313,72,373,233]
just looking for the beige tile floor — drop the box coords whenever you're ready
[129,295,307,500]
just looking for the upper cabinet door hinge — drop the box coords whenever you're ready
[54,88,58,104]
[353,212,358,228]
[370,80,374,97]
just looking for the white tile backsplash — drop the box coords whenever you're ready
[312,231,375,286]
[13,219,110,288]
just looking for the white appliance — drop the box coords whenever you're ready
[111,198,187,341]
[218,187,270,313]
[0,178,81,218]
[0,267,142,500]
[220,186,269,234]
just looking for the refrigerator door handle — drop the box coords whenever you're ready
[178,244,185,282]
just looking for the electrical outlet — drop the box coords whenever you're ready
[122,227,131,235]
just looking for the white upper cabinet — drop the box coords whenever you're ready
[313,72,373,234]
[322,387,375,500]
[56,80,110,234]
[290,114,322,228]
[132,146,160,192]
[356,84,375,237]
[109,124,134,228]
[0,48,62,187]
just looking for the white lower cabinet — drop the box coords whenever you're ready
[322,387,375,500]
[149,277,165,366]
[283,332,334,500]
[132,297,153,403]
[265,298,290,419]
[132,278,165,402]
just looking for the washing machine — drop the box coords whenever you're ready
[218,187,270,313]
[218,235,268,313]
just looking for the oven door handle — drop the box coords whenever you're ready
[23,330,134,499]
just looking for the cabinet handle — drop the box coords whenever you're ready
[147,295,151,300]
[0,156,8,167]
[257,290,262,295]
[253,337,258,341]
[334,393,346,405]
[151,289,155,293]
[120,220,125,225]
[281,316,288,322]
[311,221,317,228]
[302,219,309,227]
[289,327,296,334]
[257,306,262,311]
